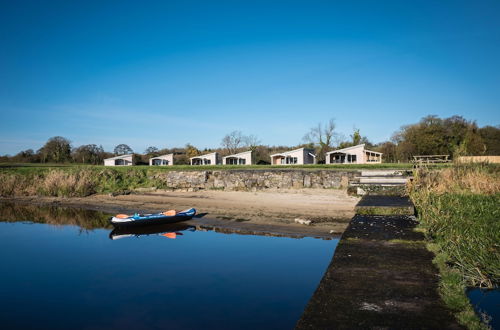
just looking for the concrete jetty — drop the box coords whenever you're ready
[297,188,462,329]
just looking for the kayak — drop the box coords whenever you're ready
[109,223,196,240]
[109,208,196,228]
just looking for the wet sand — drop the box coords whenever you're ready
[1,189,359,237]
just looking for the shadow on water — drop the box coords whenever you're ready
[0,202,112,230]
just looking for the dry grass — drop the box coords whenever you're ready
[409,163,499,195]
[40,170,97,197]
[0,169,98,197]
[409,163,499,329]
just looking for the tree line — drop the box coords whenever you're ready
[1,115,498,164]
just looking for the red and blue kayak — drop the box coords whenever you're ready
[110,208,196,228]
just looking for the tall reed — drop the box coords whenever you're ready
[409,163,499,288]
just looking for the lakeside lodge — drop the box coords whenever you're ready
[270,148,316,165]
[103,144,383,166]
[325,144,382,164]
[103,154,134,166]
[223,150,252,165]
[189,152,221,165]
[149,153,174,166]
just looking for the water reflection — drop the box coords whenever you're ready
[467,288,499,329]
[110,223,196,240]
[0,202,111,230]
[0,202,337,329]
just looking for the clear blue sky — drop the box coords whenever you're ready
[1,0,499,155]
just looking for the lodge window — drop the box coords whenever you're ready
[347,155,357,163]
[204,159,211,165]
[239,158,246,165]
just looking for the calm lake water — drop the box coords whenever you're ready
[468,288,500,329]
[0,203,337,329]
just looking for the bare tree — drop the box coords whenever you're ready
[221,131,245,154]
[243,134,261,149]
[221,131,261,155]
[303,118,339,162]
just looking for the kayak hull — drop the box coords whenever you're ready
[110,208,196,228]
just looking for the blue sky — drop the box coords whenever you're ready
[1,0,499,155]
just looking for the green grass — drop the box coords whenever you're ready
[0,162,415,171]
[0,163,409,197]
[412,193,499,287]
[0,163,415,198]
[411,193,499,329]
[409,165,499,329]
[427,243,490,330]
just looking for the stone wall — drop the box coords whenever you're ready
[151,169,357,191]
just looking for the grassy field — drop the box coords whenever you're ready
[0,162,419,197]
[409,163,500,329]
[0,162,416,171]
[0,162,413,197]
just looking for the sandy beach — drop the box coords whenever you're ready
[2,188,359,236]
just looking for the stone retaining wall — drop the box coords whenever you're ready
[151,169,357,191]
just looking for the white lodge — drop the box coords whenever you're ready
[222,150,252,165]
[104,154,134,166]
[270,148,316,165]
[325,144,382,164]
[190,152,220,165]
[149,154,174,166]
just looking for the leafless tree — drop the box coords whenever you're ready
[303,118,339,162]
[243,134,261,149]
[221,131,245,154]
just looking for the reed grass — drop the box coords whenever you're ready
[0,164,415,197]
[0,167,160,197]
[409,163,499,329]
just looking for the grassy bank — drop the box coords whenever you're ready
[0,167,164,197]
[0,162,416,171]
[0,163,412,197]
[409,163,499,329]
